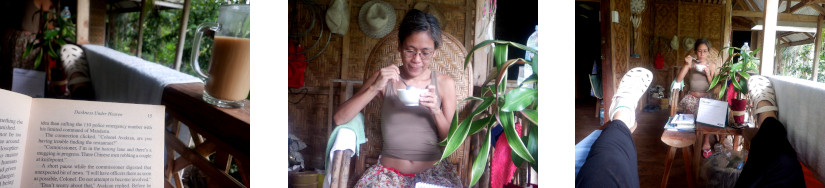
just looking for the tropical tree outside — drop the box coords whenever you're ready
[778,44,825,83]
[109,0,248,77]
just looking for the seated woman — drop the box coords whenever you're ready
[674,39,717,158]
[332,9,462,188]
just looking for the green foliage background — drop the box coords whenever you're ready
[779,44,825,83]
[109,0,248,77]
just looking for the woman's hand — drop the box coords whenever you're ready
[420,85,441,113]
[684,55,695,66]
[372,65,400,91]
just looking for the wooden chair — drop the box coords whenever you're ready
[589,74,603,117]
[661,85,696,188]
[329,30,474,187]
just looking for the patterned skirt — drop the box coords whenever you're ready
[354,158,462,188]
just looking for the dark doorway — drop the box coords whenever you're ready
[494,0,538,80]
[731,31,752,63]
[575,2,601,99]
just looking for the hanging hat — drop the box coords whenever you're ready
[326,0,349,35]
[413,2,445,29]
[684,37,696,51]
[359,0,396,38]
[670,35,679,50]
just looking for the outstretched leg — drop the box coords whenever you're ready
[576,67,651,187]
[734,76,804,188]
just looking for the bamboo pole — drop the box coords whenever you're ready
[814,16,822,81]
[137,0,146,57]
[77,0,89,44]
[174,0,192,70]
[761,0,779,75]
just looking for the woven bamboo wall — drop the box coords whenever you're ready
[287,0,476,173]
[648,1,725,91]
[612,0,631,85]
[607,0,724,101]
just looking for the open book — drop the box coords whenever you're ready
[0,89,163,187]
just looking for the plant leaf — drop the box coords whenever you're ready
[520,109,538,125]
[438,116,472,161]
[520,74,538,87]
[527,125,538,170]
[708,74,721,92]
[438,111,460,146]
[469,116,495,135]
[471,97,495,117]
[498,74,508,96]
[732,78,742,91]
[732,62,744,72]
[511,136,527,167]
[502,88,537,112]
[531,54,538,74]
[34,52,42,70]
[494,44,508,68]
[499,110,535,163]
[739,79,748,94]
[44,30,58,40]
[468,129,492,187]
[738,71,751,80]
[438,97,484,146]
[718,79,728,99]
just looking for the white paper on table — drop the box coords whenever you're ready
[11,68,45,98]
[697,98,728,127]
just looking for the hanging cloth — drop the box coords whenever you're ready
[289,42,307,88]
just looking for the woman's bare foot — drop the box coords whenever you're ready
[702,135,712,158]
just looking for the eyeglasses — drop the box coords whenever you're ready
[403,49,434,59]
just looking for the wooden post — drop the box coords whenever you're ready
[77,0,90,44]
[174,0,192,70]
[814,16,822,81]
[137,0,146,57]
[761,0,779,75]
[723,0,733,64]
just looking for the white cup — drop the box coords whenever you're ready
[397,88,423,106]
[695,64,706,72]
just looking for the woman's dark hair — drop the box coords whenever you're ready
[398,9,442,49]
[694,38,710,51]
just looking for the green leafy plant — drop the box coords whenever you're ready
[23,7,76,70]
[438,40,538,186]
[708,47,761,99]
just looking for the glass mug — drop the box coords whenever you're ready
[191,4,250,108]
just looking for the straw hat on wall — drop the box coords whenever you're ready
[359,0,396,38]
[326,0,350,35]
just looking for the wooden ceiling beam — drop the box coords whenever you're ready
[779,37,790,44]
[788,0,810,13]
[779,31,798,37]
[747,0,761,11]
[808,4,825,15]
[739,0,757,11]
[804,32,815,38]
[778,37,816,47]
[733,10,820,22]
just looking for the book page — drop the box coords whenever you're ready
[0,90,32,187]
[22,98,163,188]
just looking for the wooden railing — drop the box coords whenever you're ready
[162,83,250,188]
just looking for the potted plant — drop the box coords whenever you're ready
[437,40,538,186]
[23,4,77,97]
[708,45,760,126]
